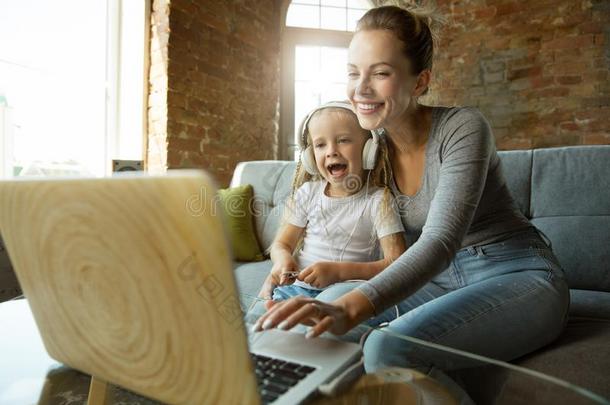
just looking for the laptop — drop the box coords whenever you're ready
[0,171,361,405]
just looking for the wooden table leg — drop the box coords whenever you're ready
[88,376,111,405]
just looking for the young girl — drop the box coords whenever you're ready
[258,101,406,302]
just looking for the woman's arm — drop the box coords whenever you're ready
[358,108,494,314]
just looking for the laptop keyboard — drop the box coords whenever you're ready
[250,353,316,404]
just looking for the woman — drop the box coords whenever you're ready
[253,4,569,396]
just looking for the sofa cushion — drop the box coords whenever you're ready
[233,260,272,310]
[531,146,610,218]
[218,184,265,262]
[569,289,610,320]
[529,146,610,292]
[231,161,297,252]
[531,216,610,292]
[498,149,532,218]
[457,318,610,403]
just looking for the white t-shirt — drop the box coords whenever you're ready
[284,181,404,290]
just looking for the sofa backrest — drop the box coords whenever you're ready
[231,160,297,253]
[233,146,610,292]
[500,146,610,292]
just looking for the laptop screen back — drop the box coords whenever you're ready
[0,172,259,404]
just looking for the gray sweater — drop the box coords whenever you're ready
[358,106,531,313]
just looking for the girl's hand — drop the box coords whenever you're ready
[298,261,342,288]
[258,272,280,300]
[258,259,299,299]
[276,258,300,285]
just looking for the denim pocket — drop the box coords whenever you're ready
[479,242,541,262]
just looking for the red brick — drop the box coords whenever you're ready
[497,137,532,150]
[594,34,606,45]
[474,6,497,19]
[560,122,579,131]
[508,66,542,81]
[532,134,582,148]
[578,21,604,34]
[556,75,583,85]
[583,133,610,145]
[549,61,590,75]
[582,97,610,108]
[496,2,521,16]
[530,76,554,89]
[529,87,570,99]
[543,34,594,50]
[484,37,511,50]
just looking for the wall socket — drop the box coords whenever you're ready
[112,160,144,172]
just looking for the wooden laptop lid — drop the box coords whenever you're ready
[0,171,259,404]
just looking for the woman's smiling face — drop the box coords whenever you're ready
[347,29,418,131]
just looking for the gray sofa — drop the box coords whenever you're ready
[231,145,610,403]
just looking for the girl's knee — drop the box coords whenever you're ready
[245,300,268,322]
[315,282,361,303]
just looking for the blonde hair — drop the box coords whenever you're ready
[357,2,445,76]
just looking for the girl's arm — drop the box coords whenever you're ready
[299,188,406,288]
[297,232,406,288]
[258,223,304,298]
[337,232,406,279]
[269,223,304,274]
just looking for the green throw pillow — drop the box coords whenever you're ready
[217,184,265,262]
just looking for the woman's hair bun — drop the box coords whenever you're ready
[376,0,445,43]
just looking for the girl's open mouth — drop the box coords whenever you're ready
[327,163,348,177]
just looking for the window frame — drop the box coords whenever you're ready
[0,0,149,178]
[279,0,372,161]
[279,28,352,160]
[0,102,13,177]
[105,0,150,174]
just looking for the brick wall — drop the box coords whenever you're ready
[148,1,609,178]
[147,0,281,185]
[423,0,610,149]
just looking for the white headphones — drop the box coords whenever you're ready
[297,101,380,176]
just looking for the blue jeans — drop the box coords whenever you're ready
[363,227,569,370]
[272,284,321,301]
[315,227,570,402]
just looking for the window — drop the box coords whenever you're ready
[286,0,370,31]
[0,0,148,178]
[280,0,372,160]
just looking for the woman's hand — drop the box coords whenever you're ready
[253,297,352,338]
[252,290,375,338]
[258,258,300,299]
[297,261,342,288]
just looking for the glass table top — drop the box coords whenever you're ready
[242,294,609,405]
[1,295,608,405]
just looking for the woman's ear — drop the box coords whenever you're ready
[413,70,431,97]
